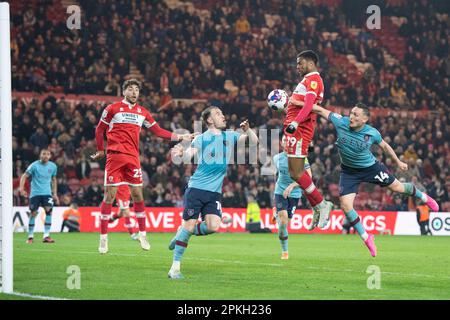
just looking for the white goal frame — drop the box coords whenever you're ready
[0,2,13,294]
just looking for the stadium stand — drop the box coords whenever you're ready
[10,0,449,211]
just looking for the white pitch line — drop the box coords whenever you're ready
[19,248,450,280]
[19,248,284,267]
[6,291,69,300]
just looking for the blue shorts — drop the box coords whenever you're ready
[182,187,222,221]
[274,194,299,219]
[29,195,54,212]
[339,161,396,196]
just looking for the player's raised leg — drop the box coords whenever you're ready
[98,186,117,254]
[288,156,332,230]
[340,193,377,257]
[130,186,150,250]
[387,179,439,212]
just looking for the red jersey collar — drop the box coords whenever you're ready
[304,71,320,77]
[122,99,137,109]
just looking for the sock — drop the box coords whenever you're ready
[28,215,36,238]
[134,201,146,233]
[173,227,192,268]
[296,171,324,207]
[124,216,135,235]
[193,222,213,236]
[100,202,112,235]
[403,183,427,202]
[278,223,288,252]
[345,209,368,241]
[44,210,52,238]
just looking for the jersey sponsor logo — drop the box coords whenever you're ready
[339,136,370,151]
[111,112,146,126]
[310,81,318,89]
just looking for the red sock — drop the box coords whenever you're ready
[134,201,146,233]
[296,171,323,207]
[100,202,112,235]
[124,216,135,235]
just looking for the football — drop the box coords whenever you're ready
[267,89,289,111]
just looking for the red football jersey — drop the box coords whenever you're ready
[100,99,156,157]
[284,71,324,127]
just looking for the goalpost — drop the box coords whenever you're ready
[0,2,13,294]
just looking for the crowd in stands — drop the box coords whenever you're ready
[10,0,449,211]
[12,94,450,212]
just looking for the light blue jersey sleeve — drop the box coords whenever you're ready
[273,153,280,170]
[25,162,36,177]
[372,128,382,144]
[51,162,57,177]
[328,112,346,128]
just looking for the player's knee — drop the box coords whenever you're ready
[279,212,289,224]
[183,220,197,233]
[340,201,353,213]
[208,222,220,233]
[31,211,38,217]
[44,207,53,215]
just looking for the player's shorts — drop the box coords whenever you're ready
[283,123,315,158]
[182,187,222,221]
[29,195,54,212]
[274,194,299,219]
[116,185,131,209]
[105,151,142,187]
[339,161,396,196]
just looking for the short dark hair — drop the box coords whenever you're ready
[201,106,219,126]
[355,102,370,118]
[297,50,319,65]
[122,79,141,92]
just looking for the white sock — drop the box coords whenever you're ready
[171,261,181,271]
[100,234,108,240]
[43,233,49,238]
[139,231,146,237]
[360,232,369,241]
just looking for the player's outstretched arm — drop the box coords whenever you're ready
[238,119,259,144]
[311,104,331,120]
[379,139,408,171]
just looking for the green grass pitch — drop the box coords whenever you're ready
[3,232,450,300]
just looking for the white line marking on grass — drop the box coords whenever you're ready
[20,248,284,267]
[19,249,450,280]
[7,291,69,300]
